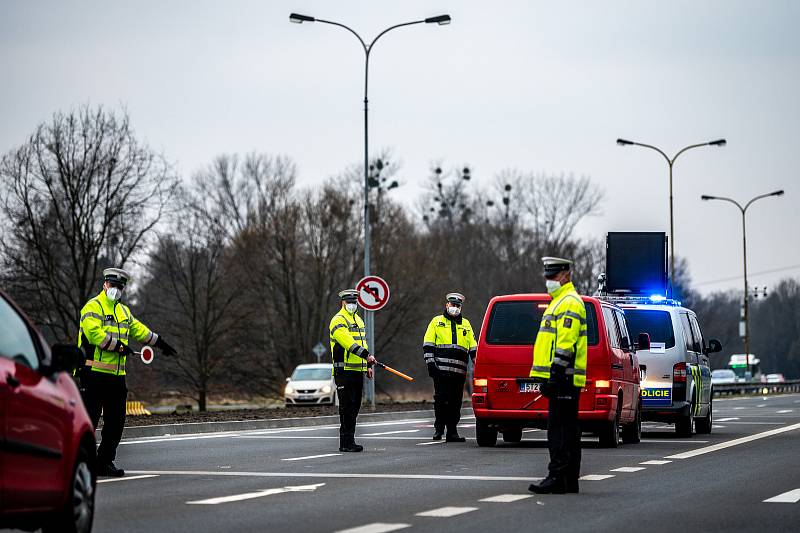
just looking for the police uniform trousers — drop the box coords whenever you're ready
[547,384,582,481]
[335,370,363,446]
[81,370,128,465]
[433,374,466,435]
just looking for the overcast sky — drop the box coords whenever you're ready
[1,0,798,295]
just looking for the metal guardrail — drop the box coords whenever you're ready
[714,379,800,397]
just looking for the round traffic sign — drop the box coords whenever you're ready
[140,345,154,365]
[356,276,390,311]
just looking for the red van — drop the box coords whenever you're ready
[0,289,96,533]
[471,294,646,448]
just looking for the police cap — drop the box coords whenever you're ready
[542,257,573,278]
[446,292,465,305]
[338,289,359,303]
[103,268,131,286]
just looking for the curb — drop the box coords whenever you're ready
[117,406,474,439]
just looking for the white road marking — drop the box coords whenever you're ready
[416,440,446,446]
[335,523,411,533]
[763,488,800,503]
[522,429,541,433]
[580,474,615,481]
[122,433,243,445]
[610,467,645,473]
[666,422,800,460]
[361,429,420,436]
[128,470,544,482]
[724,421,785,425]
[716,417,740,422]
[640,460,671,465]
[187,483,324,505]
[777,410,793,414]
[480,494,533,503]
[97,474,159,484]
[734,407,746,410]
[712,425,726,429]
[640,439,709,443]
[416,506,478,517]
[283,453,341,461]
[757,404,767,408]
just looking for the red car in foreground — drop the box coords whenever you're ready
[472,294,647,448]
[0,290,96,533]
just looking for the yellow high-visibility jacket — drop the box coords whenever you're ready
[78,291,157,376]
[329,307,369,374]
[530,282,588,387]
[422,314,477,378]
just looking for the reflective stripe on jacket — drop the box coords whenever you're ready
[422,314,477,378]
[329,308,369,374]
[77,291,156,376]
[530,282,588,387]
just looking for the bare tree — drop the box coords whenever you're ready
[0,105,175,341]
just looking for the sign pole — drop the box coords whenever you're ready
[355,276,391,409]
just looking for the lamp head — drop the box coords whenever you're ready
[700,195,715,201]
[708,139,727,146]
[289,13,315,24]
[616,138,634,146]
[771,190,785,197]
[425,14,451,25]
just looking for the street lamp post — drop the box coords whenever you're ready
[291,12,451,406]
[701,190,785,370]
[617,138,726,295]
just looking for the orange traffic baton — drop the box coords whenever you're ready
[374,361,414,382]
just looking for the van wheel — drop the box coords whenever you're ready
[502,428,522,443]
[43,446,95,533]
[695,398,713,434]
[675,402,695,438]
[622,402,642,444]
[599,404,621,448]
[476,420,498,447]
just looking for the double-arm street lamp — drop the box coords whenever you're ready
[290,12,451,405]
[701,190,785,366]
[617,138,726,295]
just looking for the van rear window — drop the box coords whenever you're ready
[485,301,599,346]
[623,310,675,349]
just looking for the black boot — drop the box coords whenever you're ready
[432,429,444,441]
[567,479,580,493]
[339,436,363,452]
[528,476,567,494]
[445,433,466,443]
[97,461,125,477]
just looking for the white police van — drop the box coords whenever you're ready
[610,296,722,436]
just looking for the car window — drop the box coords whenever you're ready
[689,314,705,353]
[614,310,632,348]
[622,310,676,349]
[485,300,599,346]
[0,295,40,369]
[679,313,697,353]
[292,368,332,381]
[602,307,621,349]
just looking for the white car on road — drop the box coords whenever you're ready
[711,369,737,385]
[284,363,336,406]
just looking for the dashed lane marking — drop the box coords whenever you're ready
[580,474,615,481]
[665,422,800,460]
[416,506,478,517]
[186,483,325,505]
[362,430,420,436]
[283,453,341,461]
[757,404,767,408]
[416,440,446,446]
[610,467,646,473]
[128,470,545,482]
[764,488,800,503]
[777,410,793,414]
[712,425,726,429]
[640,460,671,465]
[335,524,411,533]
[97,474,159,484]
[639,439,709,443]
[716,417,740,422]
[479,494,533,503]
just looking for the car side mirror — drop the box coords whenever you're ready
[47,343,83,374]
[707,339,722,354]
[636,332,651,351]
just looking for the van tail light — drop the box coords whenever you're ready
[594,379,611,395]
[673,362,687,383]
[473,378,488,393]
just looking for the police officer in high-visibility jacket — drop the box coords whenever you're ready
[422,293,477,442]
[329,289,376,452]
[529,257,587,494]
[78,268,177,477]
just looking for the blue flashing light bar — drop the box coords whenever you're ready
[649,294,666,303]
[600,294,682,307]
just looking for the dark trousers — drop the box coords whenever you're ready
[81,371,128,465]
[335,370,364,445]
[547,385,581,481]
[433,374,466,435]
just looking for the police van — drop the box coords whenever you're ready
[611,295,722,436]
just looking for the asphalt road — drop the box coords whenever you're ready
[93,393,800,533]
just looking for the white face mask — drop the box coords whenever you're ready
[345,303,358,314]
[446,305,461,317]
[106,287,123,302]
[545,279,562,294]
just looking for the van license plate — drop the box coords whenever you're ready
[519,383,541,393]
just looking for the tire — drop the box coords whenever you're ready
[502,428,523,443]
[676,400,695,438]
[599,404,621,448]
[622,402,642,444]
[695,397,713,434]
[44,446,95,533]
[476,420,498,447]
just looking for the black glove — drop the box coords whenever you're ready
[427,363,439,378]
[117,343,134,357]
[155,336,177,356]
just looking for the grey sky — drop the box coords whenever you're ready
[1,0,798,295]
